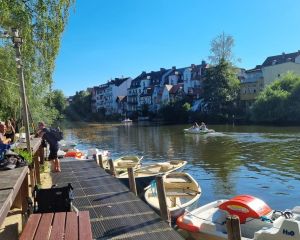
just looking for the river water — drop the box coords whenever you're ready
[64,122,300,211]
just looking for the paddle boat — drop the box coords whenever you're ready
[144,172,201,221]
[117,160,187,194]
[177,194,300,240]
[64,149,84,159]
[183,127,215,134]
[122,118,132,123]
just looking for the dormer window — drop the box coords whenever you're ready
[272,60,277,65]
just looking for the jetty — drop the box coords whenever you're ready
[52,159,184,239]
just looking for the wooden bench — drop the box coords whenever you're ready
[19,211,92,240]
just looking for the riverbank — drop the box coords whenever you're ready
[0,162,52,239]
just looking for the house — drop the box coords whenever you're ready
[183,61,208,99]
[92,77,132,114]
[240,66,264,110]
[261,51,300,87]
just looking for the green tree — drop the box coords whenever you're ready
[202,59,240,117]
[65,90,91,121]
[0,0,75,124]
[208,32,240,65]
[51,89,67,115]
[159,100,191,123]
[251,72,300,124]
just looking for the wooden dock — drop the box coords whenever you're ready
[51,159,184,239]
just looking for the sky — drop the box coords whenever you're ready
[53,0,300,97]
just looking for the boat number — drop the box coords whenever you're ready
[283,229,295,236]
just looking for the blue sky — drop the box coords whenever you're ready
[53,0,300,96]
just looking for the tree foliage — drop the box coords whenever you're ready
[251,72,300,124]
[0,0,74,124]
[65,90,91,121]
[208,32,239,65]
[202,59,240,117]
[159,100,191,123]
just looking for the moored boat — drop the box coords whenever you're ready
[113,155,143,174]
[144,172,201,221]
[117,160,187,194]
[177,194,300,240]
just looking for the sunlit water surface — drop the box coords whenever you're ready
[63,123,300,210]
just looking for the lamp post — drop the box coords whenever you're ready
[11,28,31,152]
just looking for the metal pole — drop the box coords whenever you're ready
[12,29,31,152]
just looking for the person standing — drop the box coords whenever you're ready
[37,121,61,172]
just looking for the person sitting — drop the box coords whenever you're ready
[5,119,15,143]
[199,122,207,131]
[0,122,11,144]
[192,122,199,129]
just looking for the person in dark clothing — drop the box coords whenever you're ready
[37,121,61,172]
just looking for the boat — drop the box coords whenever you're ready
[113,155,143,174]
[183,127,215,134]
[122,118,132,123]
[58,140,77,151]
[117,160,187,194]
[64,149,84,159]
[86,148,110,160]
[177,194,300,240]
[144,172,201,221]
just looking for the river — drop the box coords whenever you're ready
[63,122,300,211]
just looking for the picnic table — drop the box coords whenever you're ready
[19,211,92,240]
[0,166,29,227]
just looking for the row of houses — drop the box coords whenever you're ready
[88,50,300,116]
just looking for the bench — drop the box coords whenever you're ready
[19,211,92,240]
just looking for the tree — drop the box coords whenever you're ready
[51,90,67,115]
[0,0,75,124]
[202,59,240,117]
[251,72,300,124]
[65,91,91,121]
[208,32,239,65]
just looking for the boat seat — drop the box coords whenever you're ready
[157,162,171,171]
[166,191,198,197]
[117,160,135,167]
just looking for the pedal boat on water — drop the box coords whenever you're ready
[177,194,300,240]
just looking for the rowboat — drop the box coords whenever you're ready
[183,127,215,134]
[144,172,201,220]
[177,194,300,240]
[117,160,187,193]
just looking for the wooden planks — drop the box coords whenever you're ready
[19,214,42,240]
[78,211,93,240]
[49,212,66,240]
[20,211,92,240]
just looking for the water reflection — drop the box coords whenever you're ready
[64,122,300,210]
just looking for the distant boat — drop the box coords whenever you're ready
[183,127,215,134]
[117,160,187,193]
[122,118,132,123]
[144,172,201,221]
